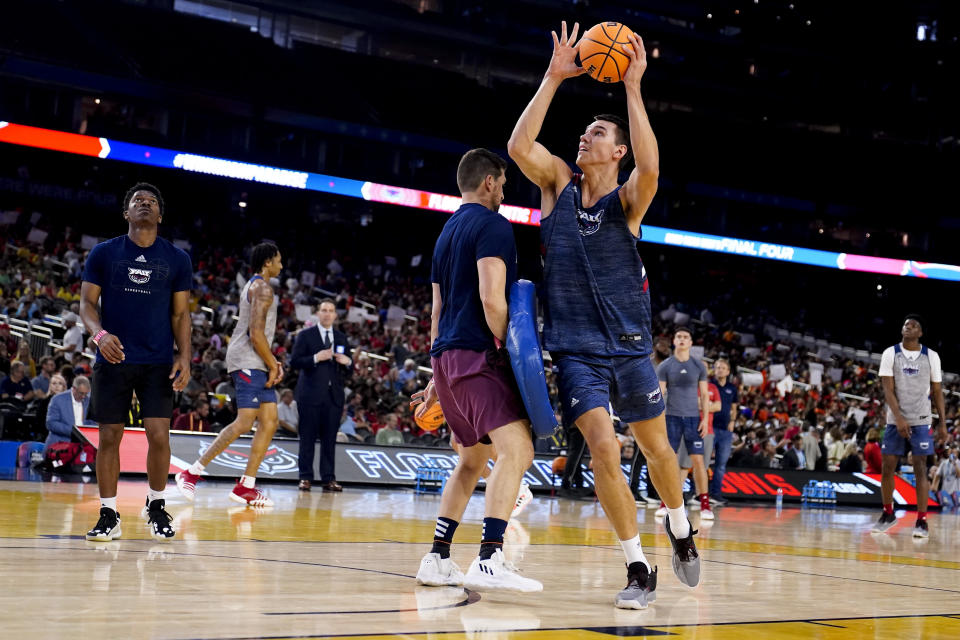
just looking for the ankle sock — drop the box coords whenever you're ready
[100,496,117,512]
[619,535,651,572]
[431,517,458,559]
[188,460,205,475]
[667,505,691,538]
[698,493,710,511]
[147,489,164,505]
[241,475,256,489]
[479,517,507,560]
[883,503,894,516]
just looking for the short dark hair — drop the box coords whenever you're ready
[250,242,280,273]
[904,313,924,331]
[317,297,336,309]
[593,114,632,171]
[123,182,164,215]
[674,326,692,338]
[456,148,507,193]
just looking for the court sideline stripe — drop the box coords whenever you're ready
[154,612,960,640]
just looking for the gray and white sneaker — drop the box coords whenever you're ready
[416,552,464,586]
[615,562,658,609]
[913,519,929,538]
[663,514,701,588]
[86,507,122,541]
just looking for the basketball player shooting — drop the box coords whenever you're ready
[507,21,701,608]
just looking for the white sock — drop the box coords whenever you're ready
[188,461,205,475]
[667,505,691,538]
[147,488,165,504]
[100,496,117,512]
[619,535,651,572]
[241,475,256,489]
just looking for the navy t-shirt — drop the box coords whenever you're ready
[430,204,517,357]
[82,235,193,364]
[710,377,739,431]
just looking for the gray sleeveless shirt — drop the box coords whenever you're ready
[886,344,934,426]
[225,275,278,373]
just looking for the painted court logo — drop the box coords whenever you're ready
[127,267,152,285]
[200,441,298,476]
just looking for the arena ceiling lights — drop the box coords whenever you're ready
[2,120,958,282]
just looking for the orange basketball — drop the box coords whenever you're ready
[551,456,567,474]
[578,22,634,83]
[415,401,445,432]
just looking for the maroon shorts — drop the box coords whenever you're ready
[431,348,528,447]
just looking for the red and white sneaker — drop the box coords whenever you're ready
[512,483,533,518]
[229,482,274,507]
[176,470,201,501]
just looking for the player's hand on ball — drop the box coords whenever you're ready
[410,378,437,412]
[620,32,648,88]
[547,21,586,80]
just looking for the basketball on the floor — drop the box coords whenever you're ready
[578,22,634,83]
[415,402,445,431]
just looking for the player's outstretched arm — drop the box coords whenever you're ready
[619,32,660,232]
[507,21,582,193]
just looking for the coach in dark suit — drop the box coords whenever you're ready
[290,299,352,491]
[782,435,807,471]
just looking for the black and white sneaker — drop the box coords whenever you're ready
[615,562,657,609]
[146,499,176,541]
[86,507,122,541]
[872,511,897,533]
[663,514,701,588]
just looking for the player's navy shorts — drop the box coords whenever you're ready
[231,369,277,409]
[553,353,665,426]
[89,362,174,424]
[678,432,713,467]
[666,415,704,455]
[431,348,528,447]
[881,424,933,457]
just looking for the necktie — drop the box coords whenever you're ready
[323,330,331,349]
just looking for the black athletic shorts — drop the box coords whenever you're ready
[88,362,175,424]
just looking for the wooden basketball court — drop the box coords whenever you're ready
[2,477,959,639]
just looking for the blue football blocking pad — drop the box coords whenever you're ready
[507,280,559,438]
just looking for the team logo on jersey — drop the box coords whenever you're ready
[577,207,604,236]
[646,388,663,405]
[901,365,920,376]
[135,254,147,263]
[127,267,152,284]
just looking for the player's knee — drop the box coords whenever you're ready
[98,424,124,447]
[644,438,675,464]
[591,437,620,469]
[498,438,534,469]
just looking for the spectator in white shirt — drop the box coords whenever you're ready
[277,388,298,435]
[54,312,84,358]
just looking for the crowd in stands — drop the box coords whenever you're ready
[2,202,958,491]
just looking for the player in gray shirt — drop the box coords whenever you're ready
[657,327,711,518]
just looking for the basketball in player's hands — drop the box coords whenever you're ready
[576,22,635,83]
[415,401,445,432]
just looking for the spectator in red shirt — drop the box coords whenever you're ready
[863,427,882,474]
[174,398,213,432]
